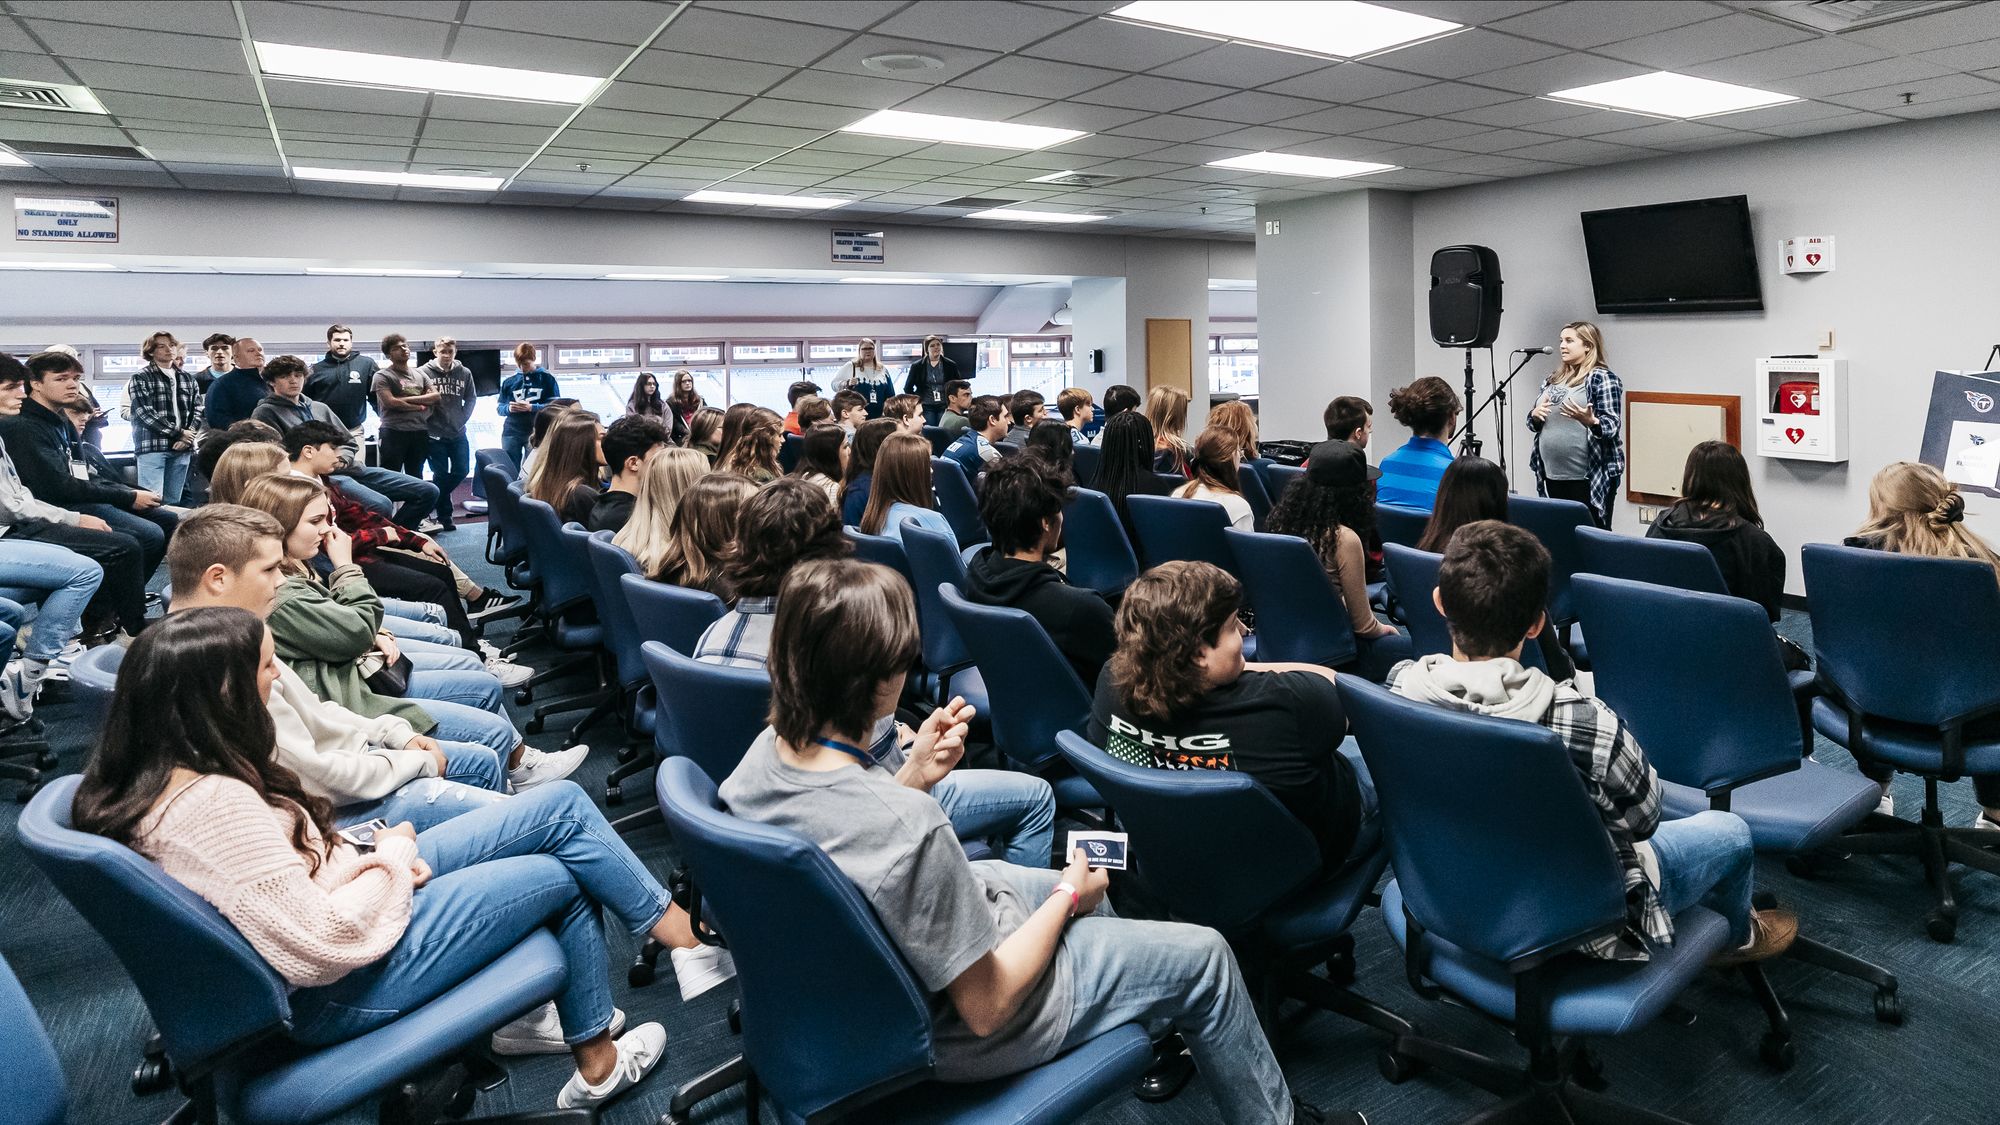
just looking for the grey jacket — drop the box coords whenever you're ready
[420,359,477,439]
[0,439,82,534]
[251,394,362,468]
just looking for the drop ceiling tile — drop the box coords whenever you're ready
[1179,90,1331,125]
[0,119,132,145]
[447,25,635,74]
[952,55,1118,100]
[530,154,645,175]
[762,69,933,110]
[1197,125,1329,152]
[238,1,452,54]
[1281,134,1413,159]
[1685,36,1894,84]
[1148,43,1340,87]
[1915,38,2000,73]
[1500,136,1660,164]
[1006,101,1152,132]
[799,133,932,157]
[1431,125,1561,153]
[272,107,422,137]
[619,50,794,95]
[1277,103,1419,134]
[811,35,1000,85]
[17,0,235,36]
[689,120,826,148]
[94,93,271,130]
[418,119,559,145]
[1879,87,2000,119]
[0,47,74,85]
[1066,156,1189,178]
[568,107,712,140]
[284,140,418,161]
[659,138,788,162]
[1263,63,1435,103]
[491,190,586,207]
[592,82,746,120]
[1706,99,1857,131]
[727,97,870,130]
[545,129,677,156]
[135,134,284,160]
[1823,73,2000,112]
[1473,52,1649,95]
[18,19,235,63]
[1372,29,1565,81]
[63,59,263,103]
[1593,119,1745,148]
[48,166,179,187]
[1359,81,1518,115]
[1444,95,1596,127]
[309,1,463,19]
[978,149,1092,171]
[1352,116,1492,145]
[412,146,535,166]
[1843,3,2000,52]
[1044,133,1170,158]
[427,96,578,126]
[1487,1,1728,49]
[1430,152,1567,177]
[1776,56,1959,97]
[1503,107,1654,137]
[1103,114,1241,142]
[1364,144,1474,169]
[172,172,295,192]
[461,0,670,42]
[1020,18,1216,72]
[762,148,881,171]
[119,117,275,139]
[895,86,1051,120]
[699,0,907,29]
[870,1,1089,52]
[1073,75,1237,112]
[265,81,429,117]
[1595,12,1815,70]
[651,8,854,66]
[1747,109,1899,137]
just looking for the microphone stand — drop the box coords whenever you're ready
[1456,347,1482,459]
[1983,344,1999,373]
[1461,350,1542,480]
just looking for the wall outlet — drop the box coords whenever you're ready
[1637,505,1657,524]
[1263,219,1281,236]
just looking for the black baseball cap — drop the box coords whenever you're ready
[1307,438,1381,487]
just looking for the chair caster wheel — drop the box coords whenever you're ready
[606,784,624,806]
[728,1003,742,1034]
[628,962,655,988]
[1925,913,1957,943]
[132,1057,172,1095]
[1784,855,1817,879]
[1324,951,1355,988]
[663,1113,691,1125]
[1572,1049,1607,1092]
[38,751,57,769]
[1759,1034,1795,1072]
[1377,1048,1422,1084]
[445,1084,476,1118]
[1874,990,1903,1025]
[523,718,544,735]
[514,688,532,705]
[14,782,37,804]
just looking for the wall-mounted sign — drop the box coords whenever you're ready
[15,195,119,242]
[1780,235,1833,274]
[832,229,885,264]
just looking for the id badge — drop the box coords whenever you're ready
[68,458,88,481]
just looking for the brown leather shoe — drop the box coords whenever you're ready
[1711,908,1799,966]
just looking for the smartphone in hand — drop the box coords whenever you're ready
[337,818,390,852]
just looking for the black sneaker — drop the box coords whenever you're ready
[466,592,524,623]
[1291,1098,1366,1125]
[1134,1035,1194,1103]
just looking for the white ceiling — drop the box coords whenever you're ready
[1,0,1997,239]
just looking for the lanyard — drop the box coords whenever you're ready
[813,736,874,766]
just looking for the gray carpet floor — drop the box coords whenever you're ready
[2,527,1994,1125]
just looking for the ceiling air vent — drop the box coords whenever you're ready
[1752,0,1973,33]
[1027,171,1125,189]
[4,140,150,160]
[0,79,109,115]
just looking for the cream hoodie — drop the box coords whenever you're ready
[270,660,435,804]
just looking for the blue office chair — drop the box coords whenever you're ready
[1125,494,1236,573]
[844,526,912,586]
[474,450,520,567]
[1238,464,1273,531]
[586,532,662,805]
[621,572,727,658]
[1071,442,1101,488]
[19,776,577,1125]
[1375,503,1430,550]
[1061,488,1139,596]
[1339,679,1792,1122]
[1383,544,1549,675]
[1575,574,1901,1022]
[0,952,65,1125]
[510,498,606,716]
[1224,528,1359,668]
[1264,463,1304,503]
[1803,543,2000,943]
[1507,494,1591,629]
[1053,730,1414,1042]
[922,425,954,457]
[900,520,987,713]
[929,456,988,549]
[656,757,1153,1124]
[779,432,802,475]
[939,586,1104,816]
[478,464,531,594]
[532,521,620,745]
[642,640,771,787]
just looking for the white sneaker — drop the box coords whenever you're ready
[669,942,737,1002]
[0,661,31,722]
[418,517,445,534]
[477,639,504,661]
[491,1001,625,1056]
[485,655,533,688]
[41,641,85,683]
[508,744,589,792]
[1974,812,2000,833]
[554,1022,667,1110]
[1875,780,1895,818]
[465,499,489,514]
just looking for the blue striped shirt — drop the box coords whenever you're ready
[1375,437,1455,511]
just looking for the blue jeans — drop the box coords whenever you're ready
[970,861,1291,1121]
[501,430,530,477]
[419,698,521,760]
[383,614,459,646]
[136,450,194,505]
[289,782,674,1048]
[427,433,470,524]
[334,464,439,529]
[1336,736,1382,863]
[334,744,510,832]
[77,503,177,576]
[0,598,22,654]
[1650,809,1755,948]
[932,770,1055,868]
[408,664,504,712]
[404,639,483,672]
[0,539,103,663]
[383,597,446,623]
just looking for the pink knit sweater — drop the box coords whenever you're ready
[133,773,419,988]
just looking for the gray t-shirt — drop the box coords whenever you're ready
[719,727,1073,1080]
[1537,381,1592,481]
[421,359,476,438]
[372,368,433,431]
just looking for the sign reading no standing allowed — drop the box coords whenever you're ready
[15,195,119,243]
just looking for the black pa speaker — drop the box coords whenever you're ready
[1429,245,1502,348]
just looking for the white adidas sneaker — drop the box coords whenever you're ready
[555,1023,668,1109]
[491,1002,626,1056]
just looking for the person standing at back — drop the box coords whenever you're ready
[1376,377,1459,512]
[498,343,559,470]
[834,338,893,419]
[663,371,703,445]
[202,333,266,431]
[1528,321,1624,530]
[420,338,476,533]
[371,334,440,500]
[904,335,958,427]
[127,330,204,505]
[305,324,379,433]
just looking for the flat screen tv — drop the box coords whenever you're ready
[417,346,504,396]
[1580,195,1763,314]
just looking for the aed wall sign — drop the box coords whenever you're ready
[15,195,119,242]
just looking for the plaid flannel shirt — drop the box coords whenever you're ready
[1527,365,1625,525]
[321,473,433,562]
[126,364,205,455]
[693,598,777,669]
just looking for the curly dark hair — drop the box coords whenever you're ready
[721,477,851,599]
[1024,420,1075,486]
[1387,375,1461,437]
[1108,561,1241,722]
[1267,472,1376,579]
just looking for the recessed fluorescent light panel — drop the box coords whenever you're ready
[684,190,847,210]
[294,166,503,191]
[840,277,949,285]
[1206,151,1396,178]
[1546,72,1798,119]
[0,150,29,167]
[255,43,602,104]
[967,208,1108,224]
[306,267,463,277]
[602,273,730,281]
[842,110,1086,151]
[0,261,115,271]
[1110,1,1460,59]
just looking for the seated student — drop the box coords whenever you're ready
[1648,441,1785,622]
[1004,389,1046,446]
[792,394,832,433]
[1265,441,1407,678]
[1056,386,1096,445]
[937,379,973,435]
[588,415,668,533]
[1377,377,1459,511]
[842,418,898,527]
[72,609,687,1110]
[608,447,708,572]
[1171,431,1254,531]
[791,422,846,507]
[235,473,584,791]
[1147,386,1192,475]
[829,389,869,440]
[195,418,286,483]
[1095,411,1177,547]
[1415,457,1572,679]
[1388,520,1796,963]
[5,351,179,577]
[859,432,954,544]
[781,379,820,436]
[1102,383,1142,419]
[1090,561,1374,875]
[722,559,1337,1125]
[1206,400,1261,465]
[942,401,1006,479]
[650,472,757,594]
[1023,420,1076,487]
[0,354,147,641]
[685,406,725,465]
[966,457,1115,687]
[1845,461,2000,826]
[0,538,102,719]
[518,399,579,484]
[251,354,439,528]
[883,393,925,435]
[714,406,783,485]
[1323,395,1373,447]
[525,410,606,526]
[164,505,508,829]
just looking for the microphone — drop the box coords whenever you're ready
[1514,345,1555,355]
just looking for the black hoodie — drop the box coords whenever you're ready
[1647,503,1785,621]
[964,548,1116,688]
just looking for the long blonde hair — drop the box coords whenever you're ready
[652,472,758,593]
[209,442,288,505]
[1147,385,1190,450]
[1204,400,1259,460]
[1853,462,2000,579]
[1552,321,1607,388]
[612,448,710,576]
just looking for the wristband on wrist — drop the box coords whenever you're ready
[1051,881,1079,917]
